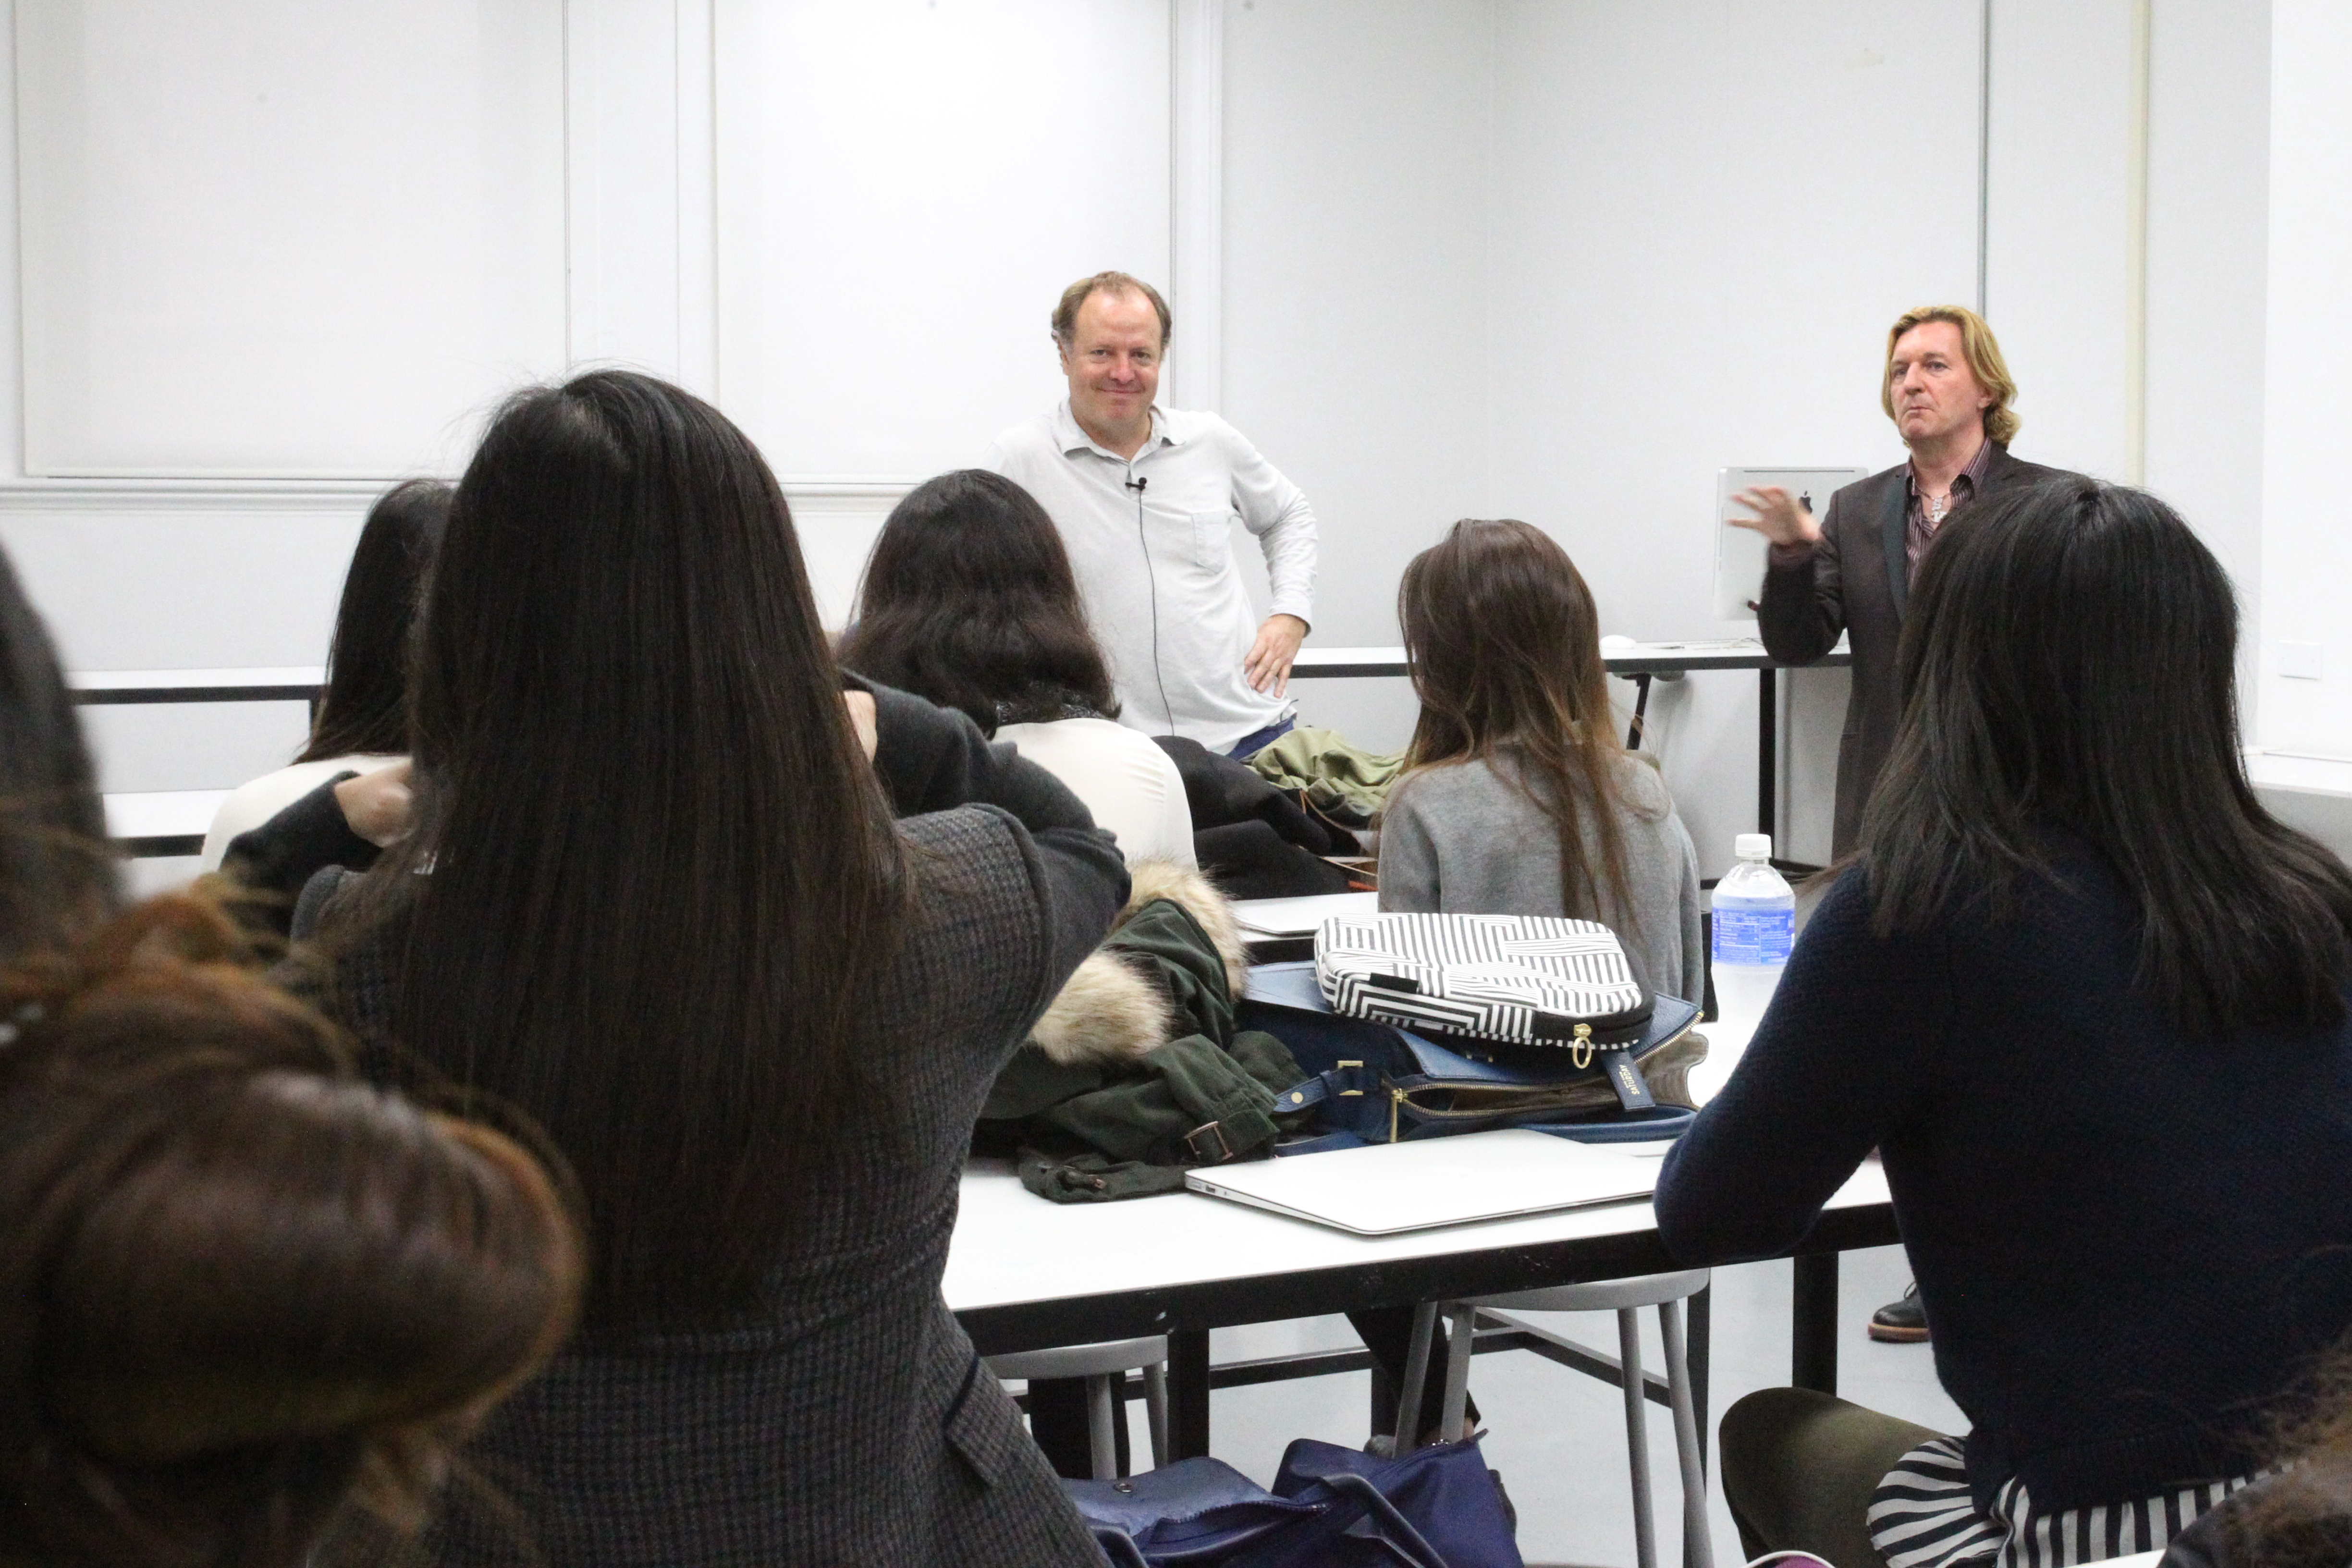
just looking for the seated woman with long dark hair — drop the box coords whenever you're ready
[0,894,581,1568]
[841,466,1193,866]
[1354,517,1704,1441]
[204,478,450,887]
[1657,479,2352,1568]
[1384,517,1702,995]
[298,372,1125,1566]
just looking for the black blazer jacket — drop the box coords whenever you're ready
[1758,444,2069,856]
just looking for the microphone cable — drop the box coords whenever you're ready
[1125,472,1177,735]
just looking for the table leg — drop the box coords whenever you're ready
[1628,673,1654,751]
[1757,667,1778,838]
[1688,1283,1711,1466]
[1791,1253,1838,1394]
[1168,1327,1212,1458]
[1685,1282,1712,1568]
[1369,1360,1397,1441]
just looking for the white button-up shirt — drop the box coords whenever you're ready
[985,401,1319,753]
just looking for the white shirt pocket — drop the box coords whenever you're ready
[1190,509,1235,571]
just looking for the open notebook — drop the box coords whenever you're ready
[1185,1128,1661,1237]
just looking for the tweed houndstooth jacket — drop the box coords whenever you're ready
[308,804,1120,1567]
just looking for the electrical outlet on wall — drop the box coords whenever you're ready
[2276,642,2326,682]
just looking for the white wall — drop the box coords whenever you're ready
[1984,0,2140,483]
[0,0,1185,794]
[2258,0,2352,759]
[1483,0,1982,870]
[714,0,1169,482]
[0,0,2296,843]
[712,0,1171,625]
[1220,0,1493,644]
[1216,0,1495,753]
[1987,0,2274,607]
[2145,0,2270,631]
[15,0,567,478]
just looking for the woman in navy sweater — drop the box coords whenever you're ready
[1655,478,2352,1568]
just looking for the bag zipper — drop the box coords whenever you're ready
[1383,1014,1700,1142]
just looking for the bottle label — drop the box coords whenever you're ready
[1713,906,1793,966]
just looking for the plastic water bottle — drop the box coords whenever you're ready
[1711,833,1795,1026]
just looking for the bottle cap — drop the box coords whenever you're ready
[1735,833,1773,860]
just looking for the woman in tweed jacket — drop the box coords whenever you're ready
[293,371,1125,1567]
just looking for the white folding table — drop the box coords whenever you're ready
[945,1153,1896,1460]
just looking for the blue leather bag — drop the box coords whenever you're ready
[1239,960,1703,1152]
[1066,1435,1523,1567]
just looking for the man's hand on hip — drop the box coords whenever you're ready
[1727,485,1822,550]
[1244,613,1309,698]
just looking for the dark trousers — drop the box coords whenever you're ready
[1719,1387,1947,1568]
[1028,1374,1131,1480]
[1226,714,1298,760]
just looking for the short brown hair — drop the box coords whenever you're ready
[1882,305,2021,446]
[0,892,583,1566]
[1051,271,1172,349]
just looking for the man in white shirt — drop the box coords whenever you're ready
[986,271,1318,757]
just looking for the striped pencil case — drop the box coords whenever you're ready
[1314,912,1653,1053]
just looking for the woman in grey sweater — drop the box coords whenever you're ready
[1379,517,1703,1002]
[1354,517,1705,1442]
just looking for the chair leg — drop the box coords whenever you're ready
[1143,1361,1169,1471]
[1438,1303,1478,1445]
[1393,1301,1438,1450]
[1619,1307,1658,1568]
[1659,1299,1715,1568]
[1088,1373,1118,1480]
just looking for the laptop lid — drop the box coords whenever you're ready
[1184,1128,1660,1237]
[1716,466,1871,621]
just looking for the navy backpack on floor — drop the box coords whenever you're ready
[1066,1435,1523,1567]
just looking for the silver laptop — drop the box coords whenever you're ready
[1231,891,1378,940]
[1185,1129,1661,1237]
[1715,466,1871,621]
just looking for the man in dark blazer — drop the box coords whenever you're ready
[1732,304,2075,1348]
[1735,305,2071,860]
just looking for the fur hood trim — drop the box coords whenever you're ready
[1028,859,1249,1069]
[1029,951,1172,1068]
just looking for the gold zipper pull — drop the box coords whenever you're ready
[1390,1086,1405,1143]
[1571,1022,1594,1071]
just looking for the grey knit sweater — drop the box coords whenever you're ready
[1376,750,1705,1004]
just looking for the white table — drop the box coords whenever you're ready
[68,666,325,705]
[1293,640,1855,679]
[1288,640,1853,847]
[945,1150,1894,1459]
[69,671,324,858]
[102,788,230,858]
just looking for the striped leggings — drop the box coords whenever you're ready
[1721,1388,2246,1568]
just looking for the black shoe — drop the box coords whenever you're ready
[1869,1281,1929,1343]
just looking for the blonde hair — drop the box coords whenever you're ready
[1881,305,2020,446]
